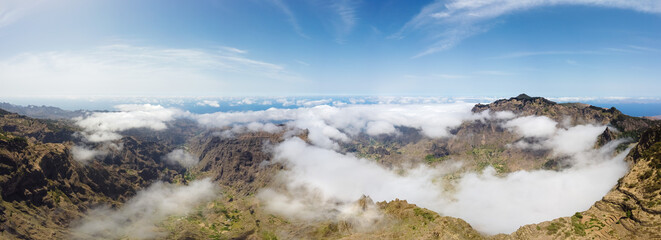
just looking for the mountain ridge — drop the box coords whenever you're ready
[0,95,660,239]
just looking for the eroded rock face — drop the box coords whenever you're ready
[0,110,181,239]
[188,131,292,195]
[2,95,661,240]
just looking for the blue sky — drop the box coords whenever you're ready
[1,0,660,97]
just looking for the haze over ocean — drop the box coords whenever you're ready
[2,96,661,117]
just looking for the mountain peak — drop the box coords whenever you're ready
[514,93,532,100]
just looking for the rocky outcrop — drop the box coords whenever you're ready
[2,94,661,240]
[188,130,292,195]
[596,127,617,147]
[472,94,659,140]
[0,109,182,239]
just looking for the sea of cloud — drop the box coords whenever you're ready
[69,101,630,235]
[258,135,628,234]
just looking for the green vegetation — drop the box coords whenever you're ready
[261,231,278,240]
[476,160,509,174]
[47,187,70,205]
[468,146,510,173]
[573,212,583,219]
[625,209,633,219]
[571,213,587,236]
[184,171,196,181]
[317,223,340,237]
[468,146,504,161]
[619,131,642,141]
[615,142,630,153]
[0,131,9,141]
[646,200,661,208]
[643,180,661,193]
[639,169,653,180]
[413,207,436,222]
[545,222,562,235]
[644,142,661,169]
[585,218,605,230]
[424,154,448,164]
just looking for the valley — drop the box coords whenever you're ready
[1,95,660,239]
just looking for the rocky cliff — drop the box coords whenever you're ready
[0,110,181,239]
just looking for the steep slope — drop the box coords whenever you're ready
[187,130,291,195]
[501,125,661,239]
[0,109,183,239]
[344,94,657,175]
[2,95,661,239]
[473,94,658,138]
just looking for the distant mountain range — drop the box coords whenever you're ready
[0,102,86,120]
[1,95,660,239]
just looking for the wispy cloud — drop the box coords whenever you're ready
[72,179,219,239]
[404,73,470,80]
[395,0,661,58]
[626,45,661,53]
[269,0,309,38]
[219,46,247,54]
[491,50,601,59]
[295,60,310,66]
[0,44,303,96]
[0,0,43,28]
[475,70,516,76]
[330,0,360,43]
[493,45,661,60]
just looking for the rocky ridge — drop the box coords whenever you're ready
[1,94,660,239]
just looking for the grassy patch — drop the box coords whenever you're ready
[571,213,587,236]
[424,154,448,164]
[413,207,436,222]
[261,231,278,240]
[545,222,562,235]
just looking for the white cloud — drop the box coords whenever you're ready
[503,115,558,138]
[260,134,629,234]
[396,0,661,57]
[75,104,186,142]
[72,179,219,239]
[443,140,629,234]
[296,98,332,107]
[63,100,630,235]
[71,145,106,163]
[365,121,397,136]
[71,142,123,164]
[220,46,247,54]
[196,100,220,108]
[503,116,607,156]
[195,103,496,149]
[164,149,199,168]
[257,188,384,231]
[494,111,516,119]
[0,44,302,97]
